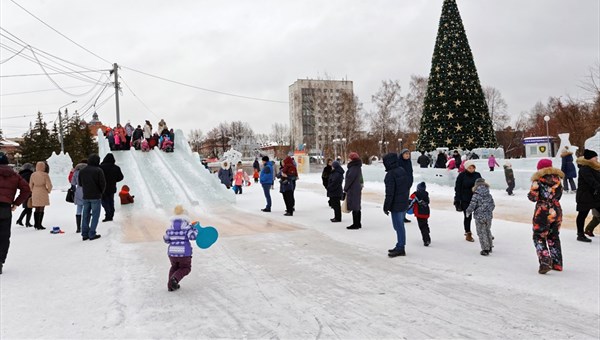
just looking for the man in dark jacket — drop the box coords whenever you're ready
[417,152,430,168]
[78,154,107,241]
[0,152,31,274]
[383,153,410,257]
[260,156,274,212]
[99,153,124,222]
[15,163,34,227]
[327,161,345,222]
[132,125,144,149]
[398,149,414,223]
[344,153,363,229]
[575,150,600,242]
[434,151,447,169]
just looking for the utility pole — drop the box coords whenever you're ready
[113,63,121,125]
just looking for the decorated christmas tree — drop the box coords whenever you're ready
[417,0,497,151]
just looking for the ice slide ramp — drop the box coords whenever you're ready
[97,130,234,213]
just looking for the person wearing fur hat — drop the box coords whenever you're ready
[575,149,600,242]
[560,146,578,193]
[278,156,298,216]
[528,158,564,274]
[218,162,233,189]
[409,182,431,246]
[15,163,34,228]
[465,178,496,256]
[163,205,198,291]
[454,160,482,242]
[327,161,345,222]
[344,152,363,229]
[503,162,516,196]
[29,161,53,230]
[0,152,31,274]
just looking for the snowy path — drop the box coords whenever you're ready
[1,173,599,339]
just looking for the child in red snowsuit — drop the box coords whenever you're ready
[119,185,134,205]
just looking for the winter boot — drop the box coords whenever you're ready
[168,277,180,291]
[75,215,82,233]
[33,212,41,230]
[480,250,490,256]
[25,211,33,227]
[465,232,474,242]
[388,248,406,257]
[538,264,551,274]
[552,264,563,271]
[347,211,362,229]
[577,235,592,243]
[38,212,46,230]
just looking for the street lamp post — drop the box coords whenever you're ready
[14,153,21,167]
[333,138,339,160]
[543,115,551,157]
[58,100,77,154]
[379,140,383,159]
[398,138,403,152]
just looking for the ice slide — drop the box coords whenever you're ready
[97,130,234,213]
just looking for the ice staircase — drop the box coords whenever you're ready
[98,129,234,213]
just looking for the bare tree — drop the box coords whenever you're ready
[483,86,510,131]
[579,62,600,101]
[403,75,428,133]
[339,92,363,144]
[255,133,270,146]
[229,121,254,142]
[271,123,290,145]
[370,80,403,142]
[187,129,204,153]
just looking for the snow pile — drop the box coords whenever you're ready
[585,128,600,153]
[46,151,73,190]
[221,148,242,165]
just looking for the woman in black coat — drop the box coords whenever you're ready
[575,150,600,242]
[321,159,333,189]
[344,153,363,230]
[327,161,344,223]
[454,160,482,242]
[15,163,34,227]
[434,151,447,169]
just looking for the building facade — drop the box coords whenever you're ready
[289,79,353,153]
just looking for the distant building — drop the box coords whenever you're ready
[83,112,108,136]
[289,79,353,153]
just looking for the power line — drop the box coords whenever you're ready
[1,70,108,78]
[119,75,160,119]
[8,0,112,65]
[122,66,288,104]
[0,45,27,64]
[0,85,91,96]
[0,42,107,85]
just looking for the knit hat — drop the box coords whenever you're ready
[0,152,8,165]
[174,205,185,215]
[583,149,598,160]
[463,160,476,170]
[475,178,486,186]
[349,152,360,161]
[537,158,553,170]
[417,182,426,191]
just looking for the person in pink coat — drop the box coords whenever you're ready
[488,155,500,171]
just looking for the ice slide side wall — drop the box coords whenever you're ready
[97,129,234,212]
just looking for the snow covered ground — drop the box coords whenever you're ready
[1,165,599,339]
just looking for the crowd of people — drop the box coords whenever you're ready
[106,119,175,152]
[1,143,599,277]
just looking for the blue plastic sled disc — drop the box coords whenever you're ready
[193,222,219,249]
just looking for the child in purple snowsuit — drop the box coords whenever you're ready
[163,205,198,291]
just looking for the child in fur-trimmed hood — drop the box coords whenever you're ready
[465,178,495,256]
[528,158,565,274]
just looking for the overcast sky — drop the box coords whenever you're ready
[1,0,598,138]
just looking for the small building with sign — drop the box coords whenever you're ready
[523,136,555,158]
